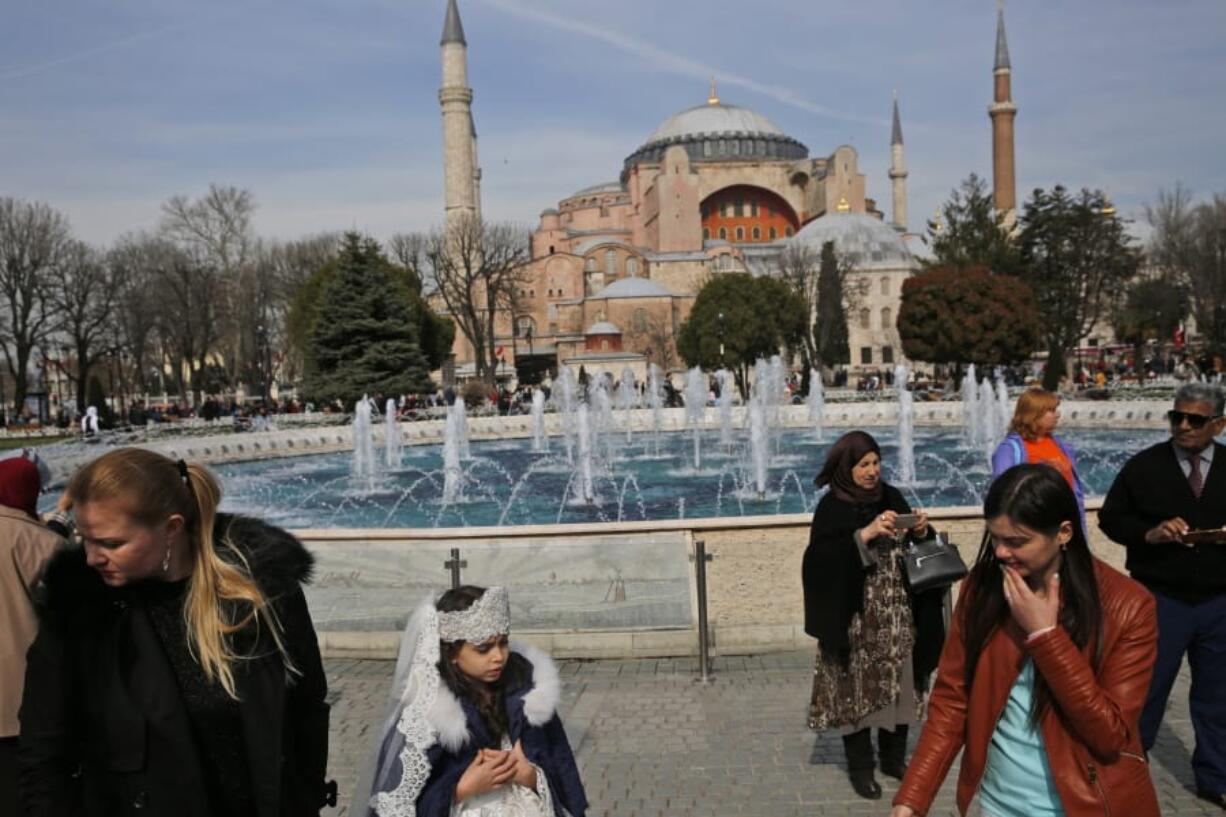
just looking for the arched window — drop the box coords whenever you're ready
[880,307,892,329]
[880,276,890,296]
[703,227,711,241]
[633,308,648,333]
[734,198,744,217]
[721,201,731,218]
[735,226,745,241]
[718,227,727,240]
[703,140,712,157]
[626,257,639,277]
[785,227,794,237]
[752,227,761,241]
[516,316,536,338]
[584,257,596,273]
[859,308,871,330]
[769,227,777,240]
[605,250,617,276]
[716,254,735,272]
[751,201,759,217]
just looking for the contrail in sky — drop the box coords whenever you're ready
[0,22,191,83]
[477,0,883,127]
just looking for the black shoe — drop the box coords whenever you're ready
[1197,790,1226,811]
[878,725,909,780]
[849,768,883,800]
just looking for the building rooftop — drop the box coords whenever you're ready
[587,277,674,300]
[585,321,622,335]
[790,212,917,272]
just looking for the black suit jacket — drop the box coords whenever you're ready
[1099,440,1226,603]
[19,515,332,817]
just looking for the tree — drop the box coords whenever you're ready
[898,266,1040,368]
[778,240,857,380]
[925,174,1022,275]
[425,214,530,384]
[1017,185,1141,390]
[0,198,70,413]
[1114,276,1190,372]
[624,312,678,372]
[109,234,169,394]
[814,241,852,371]
[676,273,806,397]
[287,241,453,379]
[50,240,118,413]
[1146,186,1226,351]
[304,234,434,404]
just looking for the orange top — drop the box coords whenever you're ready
[1023,436,1074,488]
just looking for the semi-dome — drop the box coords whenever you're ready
[790,212,917,272]
[588,277,673,300]
[585,321,622,335]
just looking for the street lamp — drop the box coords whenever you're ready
[717,311,726,367]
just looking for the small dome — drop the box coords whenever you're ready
[570,181,624,197]
[588,277,673,300]
[585,321,622,335]
[790,212,917,272]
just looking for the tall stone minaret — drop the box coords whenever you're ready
[989,0,1018,223]
[440,0,480,230]
[888,92,908,232]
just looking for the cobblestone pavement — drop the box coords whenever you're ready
[323,653,1216,816]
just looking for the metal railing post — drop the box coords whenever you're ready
[692,539,713,683]
[444,547,467,589]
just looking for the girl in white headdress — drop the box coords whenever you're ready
[359,585,588,817]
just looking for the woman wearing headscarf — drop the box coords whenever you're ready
[802,431,947,800]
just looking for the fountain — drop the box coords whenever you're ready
[617,368,638,443]
[553,368,578,464]
[384,398,402,468]
[684,366,708,469]
[895,365,916,484]
[961,364,978,445]
[647,363,664,456]
[454,398,471,460]
[441,403,463,504]
[531,390,548,453]
[351,395,376,483]
[575,404,596,504]
[978,377,997,459]
[748,400,768,498]
[590,378,616,464]
[994,369,1012,441]
[715,369,735,446]
[806,368,825,441]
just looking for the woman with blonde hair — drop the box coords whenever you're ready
[18,448,335,816]
[991,387,1086,526]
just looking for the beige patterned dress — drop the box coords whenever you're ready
[807,532,924,734]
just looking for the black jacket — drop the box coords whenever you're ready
[801,484,946,687]
[1099,440,1226,603]
[18,514,332,817]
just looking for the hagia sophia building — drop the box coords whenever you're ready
[434,0,1018,384]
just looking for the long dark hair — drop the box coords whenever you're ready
[962,464,1101,725]
[436,585,532,744]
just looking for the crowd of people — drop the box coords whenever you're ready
[1,380,1224,815]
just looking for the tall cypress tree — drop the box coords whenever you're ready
[815,241,850,368]
[305,233,434,404]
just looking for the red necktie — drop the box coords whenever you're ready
[1188,455,1204,499]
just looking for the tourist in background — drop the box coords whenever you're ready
[891,464,1160,817]
[0,455,66,815]
[1099,382,1226,809]
[803,431,946,801]
[358,585,587,817]
[19,448,335,816]
[991,387,1086,529]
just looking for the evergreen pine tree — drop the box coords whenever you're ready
[305,233,434,404]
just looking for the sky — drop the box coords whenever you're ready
[3,0,1224,248]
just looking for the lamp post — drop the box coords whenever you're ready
[717,311,726,368]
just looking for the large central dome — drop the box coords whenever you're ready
[646,102,786,144]
[622,96,808,175]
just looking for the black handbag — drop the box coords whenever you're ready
[899,533,968,593]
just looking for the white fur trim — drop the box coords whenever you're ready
[513,641,561,726]
[425,684,470,752]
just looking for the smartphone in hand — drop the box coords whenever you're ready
[893,513,920,531]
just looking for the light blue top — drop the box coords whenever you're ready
[978,659,1066,817]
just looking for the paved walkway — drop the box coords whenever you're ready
[323,653,1216,816]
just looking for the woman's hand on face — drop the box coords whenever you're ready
[509,740,537,789]
[1002,565,1060,635]
[456,749,517,801]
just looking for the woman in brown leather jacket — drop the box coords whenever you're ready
[891,464,1160,817]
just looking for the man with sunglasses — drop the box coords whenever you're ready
[1100,382,1226,810]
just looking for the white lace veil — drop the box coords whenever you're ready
[351,596,444,817]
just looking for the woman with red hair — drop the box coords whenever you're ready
[991,388,1086,527]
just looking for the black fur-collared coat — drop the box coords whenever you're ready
[18,514,333,817]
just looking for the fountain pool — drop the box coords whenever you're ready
[207,426,1165,529]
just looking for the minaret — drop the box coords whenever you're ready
[989,0,1018,222]
[440,0,479,230]
[888,91,908,232]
